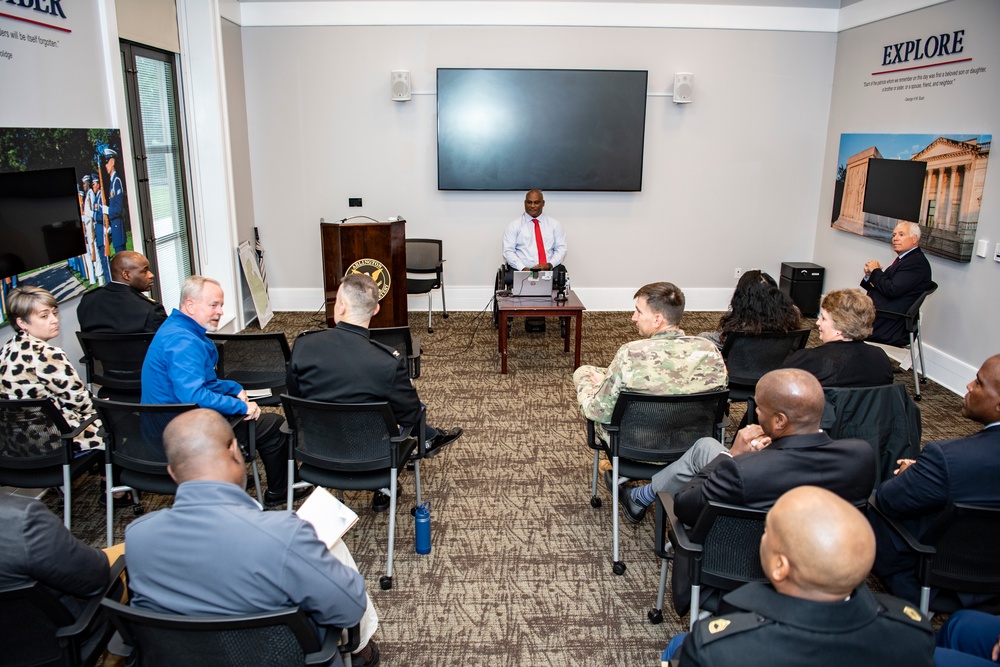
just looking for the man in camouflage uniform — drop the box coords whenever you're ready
[574,282,728,515]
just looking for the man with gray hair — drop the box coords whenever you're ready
[861,221,933,345]
[287,273,462,513]
[142,276,297,506]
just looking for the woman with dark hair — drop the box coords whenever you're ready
[782,288,893,387]
[1,286,104,453]
[699,270,802,349]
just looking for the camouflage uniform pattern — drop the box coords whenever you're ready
[573,329,728,439]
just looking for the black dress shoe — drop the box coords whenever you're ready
[618,483,648,524]
[371,491,390,513]
[263,487,308,508]
[423,427,463,457]
[98,489,138,509]
[353,640,381,667]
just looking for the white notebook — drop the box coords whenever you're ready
[295,487,359,548]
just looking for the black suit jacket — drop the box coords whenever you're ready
[670,432,877,614]
[782,340,894,388]
[860,247,933,345]
[0,495,109,614]
[286,322,422,429]
[77,281,167,333]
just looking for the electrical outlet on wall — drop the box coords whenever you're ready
[734,268,742,280]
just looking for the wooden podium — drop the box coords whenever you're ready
[320,220,407,328]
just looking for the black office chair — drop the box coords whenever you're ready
[209,332,291,407]
[406,238,447,333]
[872,281,937,401]
[721,329,811,404]
[0,398,102,530]
[0,556,125,667]
[656,492,768,629]
[101,597,359,667]
[369,326,421,380]
[868,497,1000,616]
[76,332,155,402]
[588,390,729,576]
[281,394,423,590]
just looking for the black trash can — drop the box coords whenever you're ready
[779,262,825,317]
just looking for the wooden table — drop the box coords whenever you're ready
[496,290,586,374]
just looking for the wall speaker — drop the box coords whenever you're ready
[391,70,411,102]
[673,72,694,104]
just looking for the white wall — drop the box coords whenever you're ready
[815,0,1000,392]
[239,25,836,313]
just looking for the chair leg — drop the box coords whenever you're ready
[919,585,930,617]
[910,332,921,401]
[440,277,448,318]
[649,558,668,624]
[251,460,263,505]
[105,463,114,547]
[590,451,601,508]
[916,323,927,385]
[62,463,71,530]
[379,472,398,590]
[426,293,434,334]
[612,457,625,576]
[286,459,296,511]
[413,459,422,506]
[689,584,701,632]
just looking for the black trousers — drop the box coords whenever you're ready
[234,413,287,494]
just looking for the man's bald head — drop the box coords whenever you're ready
[163,409,245,487]
[760,486,874,602]
[753,368,826,437]
[110,251,155,291]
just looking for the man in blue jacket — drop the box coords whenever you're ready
[142,275,295,506]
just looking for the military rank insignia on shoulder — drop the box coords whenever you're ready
[697,612,764,644]
[876,594,932,630]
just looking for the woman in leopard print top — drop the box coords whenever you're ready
[1,286,103,452]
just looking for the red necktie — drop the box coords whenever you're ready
[532,218,547,266]
[888,256,900,269]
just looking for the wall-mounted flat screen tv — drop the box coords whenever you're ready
[863,158,927,222]
[437,68,648,192]
[0,167,86,279]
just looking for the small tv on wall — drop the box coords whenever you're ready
[0,167,86,279]
[437,68,648,192]
[863,158,927,223]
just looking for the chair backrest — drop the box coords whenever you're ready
[405,238,443,274]
[922,503,1000,595]
[207,333,291,391]
[93,400,197,475]
[369,326,414,359]
[821,383,921,485]
[281,395,402,472]
[689,501,769,591]
[721,329,811,387]
[0,580,77,667]
[100,599,322,667]
[902,281,938,334]
[610,390,729,463]
[0,398,74,466]
[76,332,155,391]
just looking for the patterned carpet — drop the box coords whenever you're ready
[58,309,976,666]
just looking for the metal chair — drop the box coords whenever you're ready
[101,597,359,667]
[93,400,198,546]
[0,398,101,530]
[369,326,421,380]
[406,238,447,333]
[587,390,729,576]
[76,332,155,402]
[868,497,1000,616]
[208,332,291,407]
[0,556,125,667]
[872,281,938,401]
[657,492,768,630]
[721,328,811,404]
[281,394,423,591]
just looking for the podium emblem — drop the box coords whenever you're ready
[346,258,391,300]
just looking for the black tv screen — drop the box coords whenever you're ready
[437,68,648,191]
[0,167,86,279]
[863,158,927,222]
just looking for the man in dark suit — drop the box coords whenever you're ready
[77,250,167,333]
[286,273,462,512]
[860,221,933,345]
[870,354,1000,607]
[663,486,934,667]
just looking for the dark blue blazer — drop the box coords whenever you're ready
[861,247,933,345]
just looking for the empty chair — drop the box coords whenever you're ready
[0,556,125,667]
[281,394,423,590]
[0,398,102,530]
[76,331,155,402]
[872,281,937,401]
[587,390,729,576]
[101,597,359,667]
[406,238,447,333]
[208,332,291,407]
[369,326,421,379]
